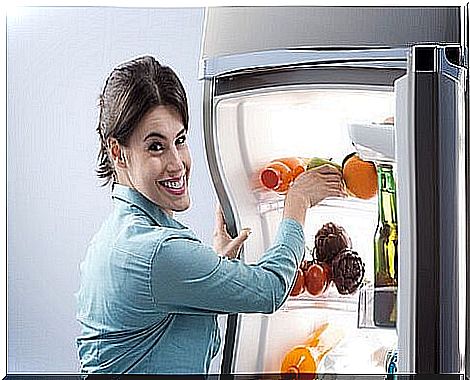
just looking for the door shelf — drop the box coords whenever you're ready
[357,283,397,330]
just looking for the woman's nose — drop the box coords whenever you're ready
[166,147,185,173]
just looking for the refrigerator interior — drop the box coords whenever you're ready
[214,85,401,373]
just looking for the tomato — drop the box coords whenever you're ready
[304,263,329,296]
[300,259,313,272]
[290,269,305,297]
[322,263,332,284]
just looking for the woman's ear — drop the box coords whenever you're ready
[108,138,127,168]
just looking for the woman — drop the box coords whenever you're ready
[76,55,346,374]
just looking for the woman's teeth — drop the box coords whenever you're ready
[160,178,184,189]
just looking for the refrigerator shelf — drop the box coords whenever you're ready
[256,191,377,215]
[283,288,359,313]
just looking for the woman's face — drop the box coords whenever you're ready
[118,105,191,215]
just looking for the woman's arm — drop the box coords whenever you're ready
[151,165,345,315]
[151,218,304,315]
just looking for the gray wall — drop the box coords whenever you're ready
[7,7,217,372]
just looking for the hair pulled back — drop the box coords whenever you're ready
[96,55,188,186]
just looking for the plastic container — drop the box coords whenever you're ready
[259,157,306,193]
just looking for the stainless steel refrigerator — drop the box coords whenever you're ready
[199,6,469,376]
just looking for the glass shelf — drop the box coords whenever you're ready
[281,282,397,331]
[281,284,360,313]
[255,190,377,215]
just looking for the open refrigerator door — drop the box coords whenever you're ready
[201,6,467,376]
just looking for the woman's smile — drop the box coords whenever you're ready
[157,174,187,196]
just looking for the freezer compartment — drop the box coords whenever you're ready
[201,7,460,65]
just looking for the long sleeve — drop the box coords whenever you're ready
[151,218,304,314]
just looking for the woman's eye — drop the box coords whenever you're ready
[148,142,164,152]
[176,135,187,146]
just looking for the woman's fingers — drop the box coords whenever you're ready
[214,203,252,259]
[313,164,342,175]
[222,228,252,259]
[288,164,349,207]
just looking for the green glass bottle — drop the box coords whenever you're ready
[373,164,398,328]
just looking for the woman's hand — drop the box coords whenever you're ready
[283,164,347,226]
[213,204,251,259]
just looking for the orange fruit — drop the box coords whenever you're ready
[281,346,317,375]
[342,153,378,200]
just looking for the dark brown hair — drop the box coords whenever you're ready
[96,55,189,186]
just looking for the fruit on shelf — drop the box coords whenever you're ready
[332,249,365,295]
[304,263,330,296]
[289,269,305,297]
[259,156,345,194]
[314,222,352,264]
[322,263,332,287]
[289,223,365,299]
[306,157,342,172]
[312,223,364,296]
[300,259,313,272]
[342,153,378,200]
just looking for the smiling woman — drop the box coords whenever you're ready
[96,57,192,215]
[75,55,346,375]
[109,106,192,215]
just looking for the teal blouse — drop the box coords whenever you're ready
[76,184,305,374]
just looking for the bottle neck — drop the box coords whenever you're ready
[377,164,397,223]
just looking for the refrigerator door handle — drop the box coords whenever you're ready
[201,48,408,79]
[465,4,470,379]
[461,3,470,379]
[410,45,467,374]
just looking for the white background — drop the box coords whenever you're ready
[4,0,467,376]
[7,6,217,372]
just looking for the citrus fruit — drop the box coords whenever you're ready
[342,153,378,199]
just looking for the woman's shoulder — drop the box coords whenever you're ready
[114,210,199,252]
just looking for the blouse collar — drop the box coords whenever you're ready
[111,184,187,230]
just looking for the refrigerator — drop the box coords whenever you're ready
[199,6,469,376]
